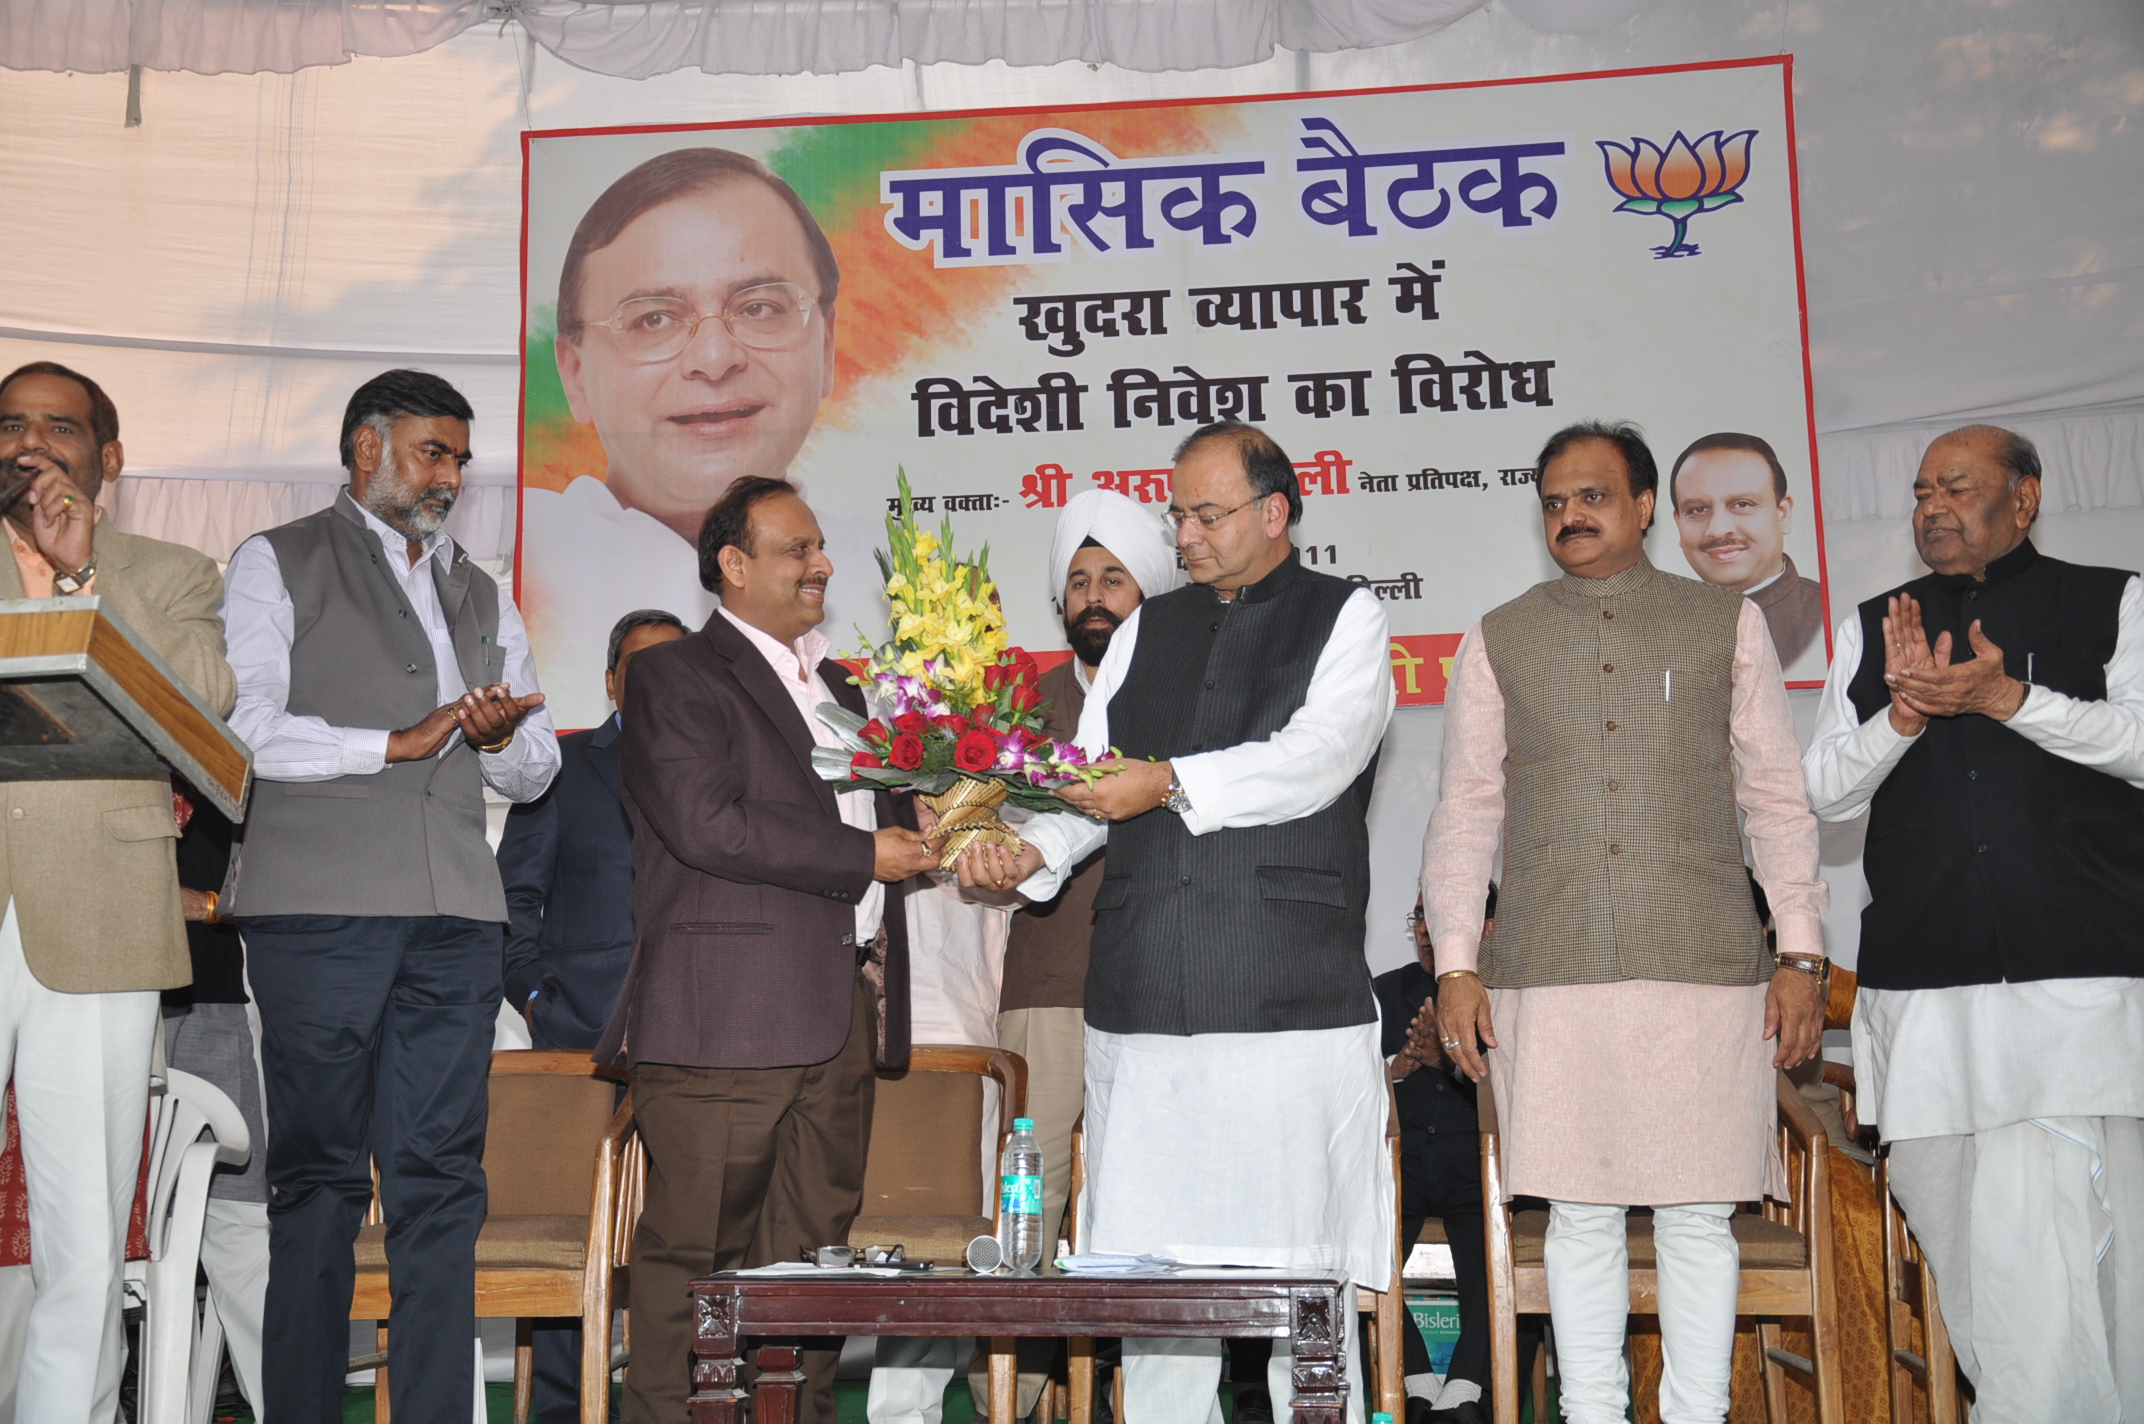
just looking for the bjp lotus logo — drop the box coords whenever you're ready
[1596,129,1757,258]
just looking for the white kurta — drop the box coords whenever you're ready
[1802,575,2144,1140]
[1018,580,1397,1290]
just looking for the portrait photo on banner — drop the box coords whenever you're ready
[518,57,1829,730]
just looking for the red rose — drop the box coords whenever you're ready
[858,718,890,746]
[981,664,1012,694]
[850,750,884,770]
[888,734,926,771]
[1008,682,1041,713]
[953,730,1000,774]
[1010,650,1041,685]
[932,713,970,735]
[893,710,931,737]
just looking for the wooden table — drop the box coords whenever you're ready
[689,1267,1352,1424]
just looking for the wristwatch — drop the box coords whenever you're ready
[1774,952,1831,995]
[51,554,97,595]
[1163,775,1192,815]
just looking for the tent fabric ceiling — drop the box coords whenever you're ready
[0,0,1501,78]
[0,0,2137,552]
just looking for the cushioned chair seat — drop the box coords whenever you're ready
[1508,1209,1807,1270]
[353,1214,589,1273]
[849,1214,995,1266]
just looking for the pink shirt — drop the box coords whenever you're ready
[717,606,883,942]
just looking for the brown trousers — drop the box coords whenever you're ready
[625,981,876,1424]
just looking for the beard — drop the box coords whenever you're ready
[363,450,458,539]
[1064,605,1123,665]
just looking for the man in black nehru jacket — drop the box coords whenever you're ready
[1804,423,2143,1421]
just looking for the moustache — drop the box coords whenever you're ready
[9,452,71,479]
[1556,523,1602,543]
[1698,536,1750,553]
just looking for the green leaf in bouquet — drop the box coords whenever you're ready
[811,746,861,779]
[816,702,871,751]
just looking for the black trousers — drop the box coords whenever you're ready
[246,914,502,1424]
[1400,1131,1491,1389]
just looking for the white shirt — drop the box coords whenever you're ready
[222,497,560,803]
[1018,582,1395,899]
[522,476,717,732]
[716,606,885,942]
[1803,570,2144,1140]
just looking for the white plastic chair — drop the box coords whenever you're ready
[123,1067,250,1424]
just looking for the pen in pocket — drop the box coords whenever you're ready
[1664,668,1672,703]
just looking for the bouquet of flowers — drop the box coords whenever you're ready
[814,471,1104,868]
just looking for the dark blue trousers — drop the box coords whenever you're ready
[246,915,502,1424]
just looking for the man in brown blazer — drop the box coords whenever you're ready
[601,475,937,1424]
[0,361,236,1419]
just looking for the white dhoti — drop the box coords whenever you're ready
[1887,1116,2144,1423]
[1857,978,2144,1423]
[1083,1021,1391,1424]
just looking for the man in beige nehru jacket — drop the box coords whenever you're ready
[1422,421,1828,1424]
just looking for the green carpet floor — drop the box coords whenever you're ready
[296,1378,1567,1423]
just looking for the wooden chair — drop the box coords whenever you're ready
[849,1042,1027,1264]
[351,1049,642,1424]
[1479,1076,1844,1424]
[1817,968,1965,1424]
[1369,1085,1412,1422]
[850,1043,1029,1420]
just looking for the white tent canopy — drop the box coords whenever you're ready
[3,0,2139,966]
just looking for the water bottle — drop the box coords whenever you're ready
[996,1117,1045,1275]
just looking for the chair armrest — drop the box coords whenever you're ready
[1823,966,1858,1033]
[489,1048,629,1083]
[1775,1071,1828,1152]
[907,1043,1029,1138]
[592,1090,642,1269]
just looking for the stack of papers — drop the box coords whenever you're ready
[731,1262,909,1277]
[1054,1253,1181,1275]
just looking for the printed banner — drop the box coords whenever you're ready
[520,58,1826,730]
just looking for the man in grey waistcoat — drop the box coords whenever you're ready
[223,369,561,1423]
[1422,421,1827,1424]
[956,421,1396,1424]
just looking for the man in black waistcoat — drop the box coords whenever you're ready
[1804,424,2144,1421]
[956,421,1397,1424]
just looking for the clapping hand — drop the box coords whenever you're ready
[1403,998,1449,1071]
[1881,593,2026,732]
[385,684,547,763]
[455,683,546,749]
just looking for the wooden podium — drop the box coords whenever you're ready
[0,598,252,821]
